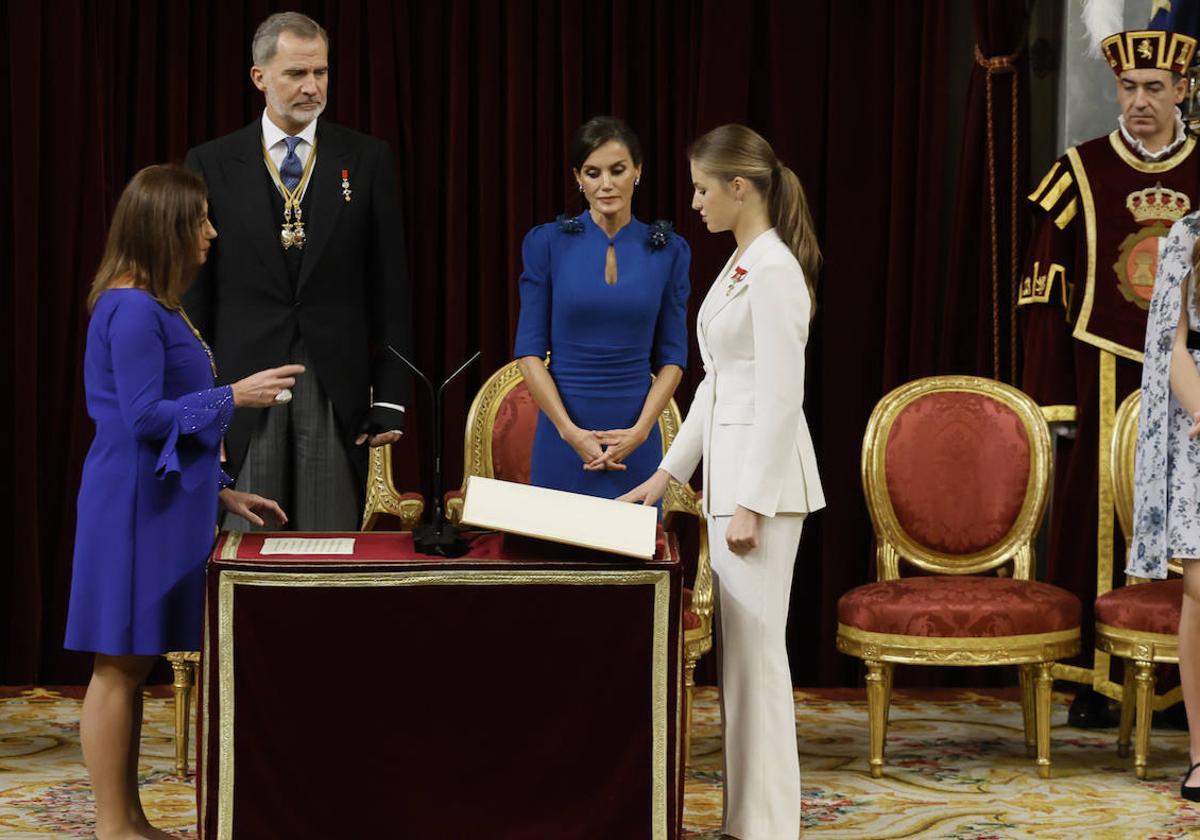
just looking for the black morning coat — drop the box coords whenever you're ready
[183,118,413,486]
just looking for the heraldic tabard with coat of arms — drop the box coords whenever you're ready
[1018,129,1200,362]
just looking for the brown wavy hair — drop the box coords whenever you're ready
[688,124,820,318]
[88,165,208,312]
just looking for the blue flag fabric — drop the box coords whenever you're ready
[1150,0,1200,42]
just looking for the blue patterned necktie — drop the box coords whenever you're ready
[280,136,303,192]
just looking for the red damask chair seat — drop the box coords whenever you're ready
[836,376,1079,780]
[839,577,1081,638]
[1096,579,1183,636]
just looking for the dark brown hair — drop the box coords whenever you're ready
[689,124,821,318]
[88,165,208,312]
[570,116,643,171]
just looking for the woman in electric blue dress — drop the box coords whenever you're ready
[67,165,302,840]
[514,117,690,500]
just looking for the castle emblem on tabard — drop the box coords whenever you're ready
[1114,185,1191,309]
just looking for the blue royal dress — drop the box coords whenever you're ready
[66,289,235,656]
[513,211,691,500]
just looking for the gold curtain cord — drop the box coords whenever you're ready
[975,43,1023,382]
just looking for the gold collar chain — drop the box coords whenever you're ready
[262,138,318,250]
[176,307,217,378]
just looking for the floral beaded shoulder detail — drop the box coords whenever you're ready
[648,219,674,250]
[557,213,584,234]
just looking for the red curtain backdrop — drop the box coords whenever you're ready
[0,0,1031,685]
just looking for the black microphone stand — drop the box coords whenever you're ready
[387,346,480,556]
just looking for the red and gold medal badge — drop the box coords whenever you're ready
[1113,185,1191,309]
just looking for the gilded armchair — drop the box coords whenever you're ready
[444,359,714,765]
[1095,388,1184,778]
[836,375,1081,778]
[166,444,424,776]
[362,443,427,530]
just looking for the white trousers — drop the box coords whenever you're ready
[709,512,805,840]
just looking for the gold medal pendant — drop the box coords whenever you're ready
[291,206,306,250]
[280,204,296,249]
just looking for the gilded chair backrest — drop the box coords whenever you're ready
[1112,389,1139,559]
[861,375,1052,581]
[1111,389,1183,578]
[461,361,539,484]
[461,360,695,511]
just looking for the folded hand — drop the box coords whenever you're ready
[589,426,647,471]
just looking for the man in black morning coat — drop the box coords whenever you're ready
[184,11,412,531]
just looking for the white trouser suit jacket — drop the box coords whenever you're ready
[659,227,823,840]
[660,227,824,517]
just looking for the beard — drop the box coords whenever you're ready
[266,86,325,128]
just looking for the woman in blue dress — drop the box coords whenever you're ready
[514,117,691,500]
[68,165,303,840]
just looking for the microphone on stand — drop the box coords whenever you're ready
[386,345,480,556]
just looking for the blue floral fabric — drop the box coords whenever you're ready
[1132,212,1200,578]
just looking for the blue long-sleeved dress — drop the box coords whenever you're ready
[66,289,234,656]
[513,211,690,499]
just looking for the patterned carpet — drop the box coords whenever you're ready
[1,684,1197,837]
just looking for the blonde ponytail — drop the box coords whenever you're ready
[771,164,820,319]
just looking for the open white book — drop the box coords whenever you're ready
[459,475,658,559]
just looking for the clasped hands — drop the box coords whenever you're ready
[564,425,648,471]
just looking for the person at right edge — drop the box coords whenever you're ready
[1018,28,1199,727]
[620,124,824,840]
[1132,204,1200,800]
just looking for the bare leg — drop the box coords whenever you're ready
[129,686,179,840]
[1179,561,1200,787]
[80,654,175,840]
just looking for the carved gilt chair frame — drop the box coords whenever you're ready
[836,375,1078,779]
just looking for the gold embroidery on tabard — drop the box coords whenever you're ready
[1068,145,1146,362]
[1038,171,1074,212]
[1054,197,1078,230]
[1113,186,1191,310]
[1107,131,1198,175]
[1017,261,1067,307]
[1029,161,1062,203]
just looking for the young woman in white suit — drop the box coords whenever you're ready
[620,124,824,839]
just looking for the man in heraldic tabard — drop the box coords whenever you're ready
[1018,27,1200,724]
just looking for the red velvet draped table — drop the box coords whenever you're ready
[197,530,685,840]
